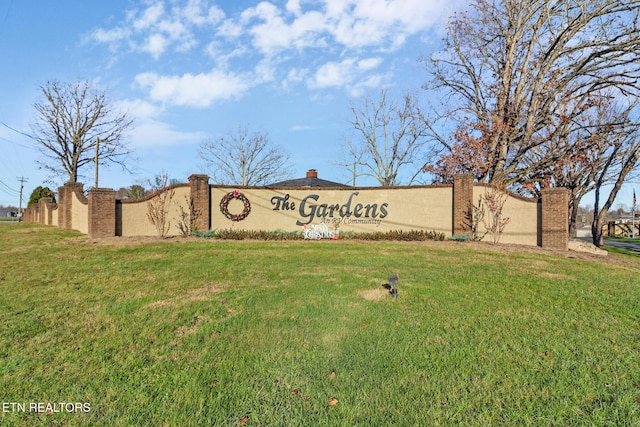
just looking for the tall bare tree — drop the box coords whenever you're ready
[199,125,292,186]
[591,111,640,246]
[342,90,429,186]
[425,0,640,185]
[30,80,134,183]
[512,95,636,237]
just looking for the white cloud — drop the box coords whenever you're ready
[133,3,164,31]
[115,99,163,120]
[91,0,462,100]
[348,74,388,97]
[91,26,131,44]
[289,124,315,132]
[113,99,206,149]
[358,57,383,71]
[309,57,383,90]
[135,70,251,108]
[217,19,244,38]
[311,59,355,89]
[130,118,207,148]
[179,0,225,25]
[286,0,302,16]
[143,33,168,59]
[286,68,308,83]
[92,0,224,59]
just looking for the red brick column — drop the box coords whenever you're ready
[541,188,569,250]
[88,188,116,238]
[24,205,36,223]
[38,197,54,225]
[189,174,210,232]
[453,174,474,236]
[58,182,84,229]
[57,184,66,228]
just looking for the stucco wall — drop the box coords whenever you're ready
[71,191,88,234]
[120,186,190,237]
[473,186,539,246]
[26,176,564,248]
[210,186,454,235]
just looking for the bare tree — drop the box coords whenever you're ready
[425,0,640,185]
[591,112,640,247]
[342,90,430,186]
[199,125,292,186]
[511,95,634,237]
[30,80,134,183]
[481,184,511,245]
[146,172,175,238]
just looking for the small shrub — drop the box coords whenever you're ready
[176,195,201,237]
[192,229,215,238]
[146,173,175,238]
[482,185,511,245]
[214,229,303,240]
[340,229,446,241]
[449,234,471,241]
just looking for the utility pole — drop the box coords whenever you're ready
[94,136,100,189]
[17,176,27,221]
[352,161,357,187]
[633,189,636,239]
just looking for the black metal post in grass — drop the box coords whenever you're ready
[388,275,398,300]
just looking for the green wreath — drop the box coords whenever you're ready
[220,190,251,221]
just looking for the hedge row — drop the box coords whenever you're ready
[192,229,446,241]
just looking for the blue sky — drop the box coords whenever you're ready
[0,0,636,212]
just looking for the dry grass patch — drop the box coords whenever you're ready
[145,282,224,309]
[174,315,212,337]
[535,271,576,280]
[357,288,389,301]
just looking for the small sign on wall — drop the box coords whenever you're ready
[302,223,340,240]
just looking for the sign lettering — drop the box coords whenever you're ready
[270,192,389,226]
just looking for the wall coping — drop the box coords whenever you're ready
[119,183,189,204]
[66,183,88,205]
[235,184,454,191]
[472,182,540,204]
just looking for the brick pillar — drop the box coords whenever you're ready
[58,182,84,229]
[27,205,38,223]
[541,188,569,250]
[88,188,116,238]
[452,174,474,236]
[57,185,66,228]
[39,197,53,225]
[46,199,56,225]
[189,174,210,232]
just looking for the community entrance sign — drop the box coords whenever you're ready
[270,192,389,226]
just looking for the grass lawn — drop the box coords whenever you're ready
[1,223,640,426]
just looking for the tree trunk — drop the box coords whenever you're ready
[569,202,579,239]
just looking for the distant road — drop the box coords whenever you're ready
[604,239,640,254]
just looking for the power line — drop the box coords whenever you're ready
[0,120,34,141]
[0,178,19,195]
[0,0,13,44]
